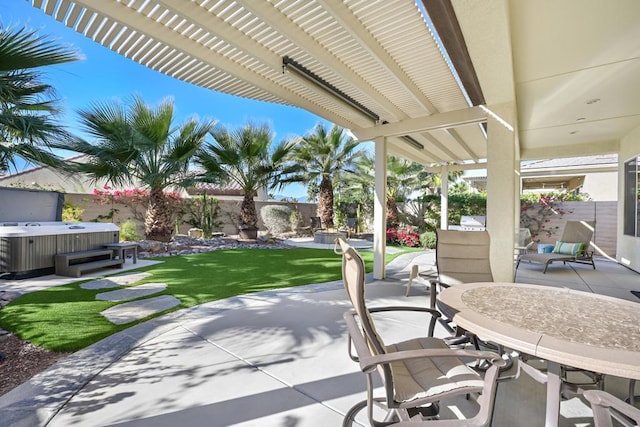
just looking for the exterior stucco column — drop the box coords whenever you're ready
[373,137,387,279]
[486,102,519,281]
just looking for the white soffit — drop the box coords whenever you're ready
[454,0,640,161]
[31,0,488,165]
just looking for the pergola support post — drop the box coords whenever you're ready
[373,137,387,279]
[486,102,519,281]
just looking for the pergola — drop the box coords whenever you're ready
[30,0,640,278]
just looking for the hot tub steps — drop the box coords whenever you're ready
[55,249,124,278]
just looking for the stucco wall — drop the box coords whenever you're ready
[64,193,317,238]
[617,125,640,272]
[582,171,618,201]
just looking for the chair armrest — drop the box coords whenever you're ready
[584,390,640,425]
[367,306,441,319]
[428,279,451,309]
[344,310,505,373]
[359,347,505,373]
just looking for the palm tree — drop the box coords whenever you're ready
[385,156,425,227]
[423,166,464,195]
[286,124,362,228]
[63,95,215,242]
[0,25,80,172]
[195,122,296,235]
[346,154,425,227]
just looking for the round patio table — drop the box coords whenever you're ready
[437,282,640,427]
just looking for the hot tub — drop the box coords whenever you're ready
[0,222,120,279]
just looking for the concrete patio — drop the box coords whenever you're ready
[0,247,638,426]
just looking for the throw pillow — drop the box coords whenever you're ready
[552,241,583,256]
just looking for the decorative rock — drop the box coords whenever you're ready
[96,283,167,302]
[100,295,181,325]
[134,236,293,259]
[136,240,166,253]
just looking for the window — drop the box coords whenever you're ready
[624,156,640,237]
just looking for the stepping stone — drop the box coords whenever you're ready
[95,283,167,302]
[105,272,152,286]
[100,295,180,325]
[81,279,123,290]
[82,272,153,289]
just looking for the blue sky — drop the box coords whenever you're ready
[1,0,333,199]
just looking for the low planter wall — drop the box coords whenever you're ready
[313,231,346,244]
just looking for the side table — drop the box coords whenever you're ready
[104,242,138,264]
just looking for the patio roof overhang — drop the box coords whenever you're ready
[30,0,640,166]
[30,0,492,166]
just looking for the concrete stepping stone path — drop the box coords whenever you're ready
[81,272,152,290]
[100,295,180,325]
[95,283,167,302]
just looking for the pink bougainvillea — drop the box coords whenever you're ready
[91,187,185,223]
[386,226,421,247]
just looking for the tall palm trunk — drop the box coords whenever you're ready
[240,192,257,228]
[318,175,334,228]
[387,195,399,228]
[145,187,174,242]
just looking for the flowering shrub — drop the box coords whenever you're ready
[520,193,577,241]
[386,226,421,247]
[91,186,185,223]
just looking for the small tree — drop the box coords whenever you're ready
[195,123,296,234]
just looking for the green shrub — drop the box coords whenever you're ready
[260,205,293,234]
[62,201,84,222]
[421,193,487,232]
[120,220,141,241]
[420,231,437,248]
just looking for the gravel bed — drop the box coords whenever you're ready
[0,333,69,397]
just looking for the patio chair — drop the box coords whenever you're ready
[584,390,640,427]
[515,220,596,274]
[337,238,504,426]
[429,229,493,339]
[339,217,358,238]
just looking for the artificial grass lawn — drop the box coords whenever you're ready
[0,247,403,352]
